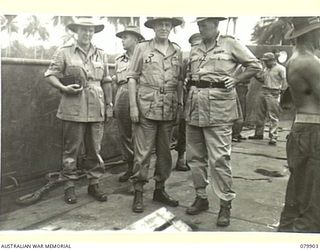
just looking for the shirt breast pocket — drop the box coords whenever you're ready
[171,56,180,77]
[92,61,104,80]
[210,54,234,73]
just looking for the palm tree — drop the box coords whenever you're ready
[23,15,49,58]
[1,15,18,57]
[251,17,292,45]
[52,16,74,27]
[226,17,238,36]
[106,16,140,31]
[52,16,75,45]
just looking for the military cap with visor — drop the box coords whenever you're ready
[261,52,276,61]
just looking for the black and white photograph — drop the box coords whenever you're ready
[0,6,320,247]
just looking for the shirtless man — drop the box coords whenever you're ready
[278,16,320,233]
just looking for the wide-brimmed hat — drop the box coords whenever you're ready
[116,26,145,41]
[285,16,320,40]
[188,33,202,45]
[193,17,227,23]
[144,17,183,29]
[67,17,104,33]
[261,52,276,61]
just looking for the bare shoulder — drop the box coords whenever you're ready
[289,53,320,74]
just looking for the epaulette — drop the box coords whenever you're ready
[115,54,125,61]
[139,39,151,43]
[171,42,181,49]
[220,35,236,40]
[60,43,74,49]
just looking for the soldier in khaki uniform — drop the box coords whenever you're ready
[185,17,261,226]
[248,52,287,145]
[127,17,183,213]
[44,17,112,204]
[114,26,144,182]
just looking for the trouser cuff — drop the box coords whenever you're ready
[133,182,144,192]
[64,180,75,190]
[155,181,165,190]
[88,178,99,186]
[196,188,207,199]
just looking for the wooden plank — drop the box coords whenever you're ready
[0,172,114,230]
[40,225,62,231]
[163,220,192,232]
[125,207,175,231]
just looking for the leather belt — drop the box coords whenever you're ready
[117,80,128,86]
[140,84,177,94]
[85,80,101,88]
[188,80,226,89]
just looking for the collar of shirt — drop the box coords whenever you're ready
[73,42,97,58]
[149,38,178,58]
[120,52,130,62]
[197,32,222,53]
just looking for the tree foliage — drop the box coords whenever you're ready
[23,15,49,41]
[251,17,292,45]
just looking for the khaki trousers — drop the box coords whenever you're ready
[186,124,236,201]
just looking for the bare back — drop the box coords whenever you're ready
[287,49,320,114]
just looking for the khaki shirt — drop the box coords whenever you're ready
[44,42,110,122]
[127,39,183,121]
[115,53,130,85]
[185,34,261,127]
[259,63,287,91]
[114,53,130,105]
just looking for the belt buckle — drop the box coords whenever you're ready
[160,86,165,94]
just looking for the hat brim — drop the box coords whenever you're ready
[144,18,182,28]
[188,34,202,44]
[67,23,104,33]
[193,17,227,23]
[284,22,320,40]
[261,57,275,61]
[116,30,145,41]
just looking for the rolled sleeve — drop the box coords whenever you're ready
[127,44,143,81]
[44,48,65,78]
[101,52,112,84]
[280,67,288,90]
[177,51,184,81]
[231,39,262,72]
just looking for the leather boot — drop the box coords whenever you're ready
[268,138,277,145]
[119,162,134,182]
[88,184,107,202]
[132,191,144,213]
[64,187,77,204]
[118,171,133,182]
[175,154,190,171]
[248,134,263,140]
[216,200,232,227]
[153,188,179,207]
[186,197,209,215]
